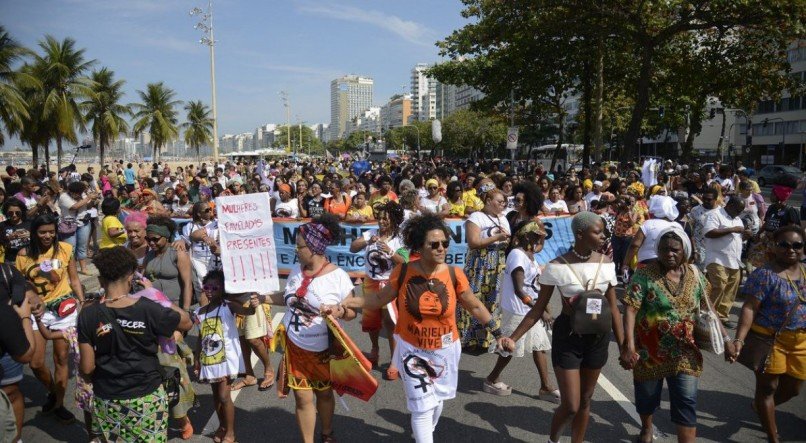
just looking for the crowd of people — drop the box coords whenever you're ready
[0,155,804,443]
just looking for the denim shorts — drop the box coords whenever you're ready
[634,373,698,427]
[0,354,23,386]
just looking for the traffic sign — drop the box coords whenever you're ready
[506,126,519,150]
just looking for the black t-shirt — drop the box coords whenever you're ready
[763,204,800,233]
[304,196,325,218]
[0,301,29,381]
[685,182,708,198]
[0,220,31,263]
[77,298,180,400]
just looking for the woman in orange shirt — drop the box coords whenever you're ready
[324,181,351,220]
[338,213,497,443]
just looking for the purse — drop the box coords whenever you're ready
[690,265,725,355]
[737,294,801,372]
[559,255,612,335]
[98,303,181,407]
[58,217,78,236]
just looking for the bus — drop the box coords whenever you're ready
[527,144,584,172]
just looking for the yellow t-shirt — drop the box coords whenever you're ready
[100,215,127,249]
[16,242,74,303]
[462,190,483,214]
[347,205,374,221]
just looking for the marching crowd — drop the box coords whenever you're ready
[0,155,804,443]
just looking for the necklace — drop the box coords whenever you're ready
[104,293,128,304]
[785,265,806,303]
[420,263,441,290]
[662,267,686,297]
[571,247,591,261]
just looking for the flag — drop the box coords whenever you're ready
[325,315,378,401]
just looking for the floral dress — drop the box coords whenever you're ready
[623,263,706,382]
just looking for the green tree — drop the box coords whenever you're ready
[131,82,181,162]
[439,109,507,158]
[83,67,129,168]
[15,62,49,167]
[273,124,324,156]
[182,100,213,164]
[0,26,33,146]
[34,35,95,171]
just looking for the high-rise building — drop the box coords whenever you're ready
[411,63,437,121]
[435,82,456,119]
[454,85,485,111]
[380,94,413,132]
[330,75,374,140]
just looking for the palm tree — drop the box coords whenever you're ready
[35,35,95,171]
[0,26,33,146]
[131,82,181,162]
[83,67,129,168]
[182,100,213,164]
[15,63,50,167]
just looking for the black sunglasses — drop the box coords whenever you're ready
[427,240,450,250]
[6,210,21,216]
[776,241,804,250]
[145,236,163,243]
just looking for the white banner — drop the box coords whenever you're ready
[216,193,279,293]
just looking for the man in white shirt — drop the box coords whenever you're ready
[702,197,750,326]
[584,181,603,208]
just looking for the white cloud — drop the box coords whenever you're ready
[297,2,436,47]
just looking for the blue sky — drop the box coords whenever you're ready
[1,0,468,143]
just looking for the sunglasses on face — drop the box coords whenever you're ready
[145,236,163,243]
[428,186,438,190]
[6,210,21,216]
[202,284,222,292]
[776,241,804,250]
[427,240,450,250]
[204,208,213,213]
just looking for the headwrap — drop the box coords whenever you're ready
[425,178,439,188]
[627,182,645,197]
[655,224,692,261]
[649,184,665,196]
[278,183,292,194]
[478,181,496,195]
[200,186,212,197]
[648,195,679,221]
[299,222,332,255]
[593,180,603,187]
[772,185,793,202]
[146,224,171,239]
[516,221,546,238]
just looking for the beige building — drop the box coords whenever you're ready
[381,94,413,132]
[330,75,374,140]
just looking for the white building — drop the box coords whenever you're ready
[330,75,374,140]
[411,63,437,121]
[344,107,381,138]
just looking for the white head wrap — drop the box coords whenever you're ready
[655,224,692,260]
[648,195,679,221]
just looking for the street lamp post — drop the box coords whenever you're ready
[190,1,219,163]
[279,91,291,155]
[406,125,421,159]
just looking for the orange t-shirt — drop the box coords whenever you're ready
[389,264,470,350]
[325,194,352,218]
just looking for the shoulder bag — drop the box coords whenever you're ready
[558,255,612,335]
[690,265,725,355]
[58,216,78,236]
[97,302,181,407]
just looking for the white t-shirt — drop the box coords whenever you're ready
[57,193,89,226]
[419,195,447,214]
[361,230,405,281]
[637,218,676,262]
[181,220,219,264]
[466,211,511,241]
[500,249,541,316]
[282,265,354,352]
[195,303,244,382]
[539,260,618,299]
[702,207,743,269]
[273,198,299,218]
[543,200,569,213]
[584,192,601,208]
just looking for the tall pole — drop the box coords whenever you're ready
[280,91,291,154]
[510,90,516,164]
[209,0,219,163]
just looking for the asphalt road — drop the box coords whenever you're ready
[18,276,806,443]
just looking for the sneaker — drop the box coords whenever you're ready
[482,380,512,396]
[538,388,561,404]
[41,393,57,415]
[53,406,76,423]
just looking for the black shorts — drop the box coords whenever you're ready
[551,313,610,370]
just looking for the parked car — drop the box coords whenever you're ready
[756,164,803,187]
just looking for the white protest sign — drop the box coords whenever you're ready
[506,126,519,150]
[216,192,279,293]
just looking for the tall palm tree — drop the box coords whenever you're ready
[0,26,34,146]
[16,62,50,167]
[131,82,181,162]
[182,100,213,164]
[35,35,95,171]
[83,67,129,168]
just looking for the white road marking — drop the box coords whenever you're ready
[202,312,285,434]
[596,373,641,425]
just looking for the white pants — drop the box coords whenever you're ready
[411,400,444,443]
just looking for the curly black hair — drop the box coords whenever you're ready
[402,212,451,251]
[311,212,343,244]
[513,180,544,217]
[374,200,405,238]
[101,197,120,216]
[146,215,177,238]
[203,269,225,284]
[2,197,27,220]
[93,246,138,282]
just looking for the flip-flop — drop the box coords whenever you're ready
[258,376,275,391]
[230,378,257,391]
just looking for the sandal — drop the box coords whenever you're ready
[212,427,226,443]
[538,388,561,404]
[365,348,379,368]
[230,377,257,391]
[320,432,336,442]
[482,380,512,396]
[385,366,399,381]
[258,374,275,391]
[180,419,194,440]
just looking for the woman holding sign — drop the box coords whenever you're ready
[258,214,357,443]
[339,213,498,443]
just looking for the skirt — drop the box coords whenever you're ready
[459,246,505,348]
[157,341,196,419]
[284,338,332,391]
[393,335,460,413]
[489,311,551,357]
[92,386,169,443]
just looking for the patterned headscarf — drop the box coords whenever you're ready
[627,182,645,198]
[299,221,332,255]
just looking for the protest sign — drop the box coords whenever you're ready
[217,193,279,293]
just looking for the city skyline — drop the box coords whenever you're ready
[0,0,468,148]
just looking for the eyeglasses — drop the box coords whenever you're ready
[145,236,163,243]
[6,210,21,216]
[202,284,222,292]
[203,208,213,213]
[776,241,804,250]
[427,240,450,250]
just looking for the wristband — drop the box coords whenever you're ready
[733,338,745,346]
[490,328,503,339]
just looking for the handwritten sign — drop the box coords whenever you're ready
[216,193,279,293]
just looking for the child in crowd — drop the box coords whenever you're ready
[99,198,127,249]
[345,192,374,222]
[194,270,257,443]
[484,221,560,402]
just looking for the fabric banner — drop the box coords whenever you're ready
[326,315,378,401]
[216,193,280,293]
[273,214,574,277]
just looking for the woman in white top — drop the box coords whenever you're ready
[542,187,569,215]
[622,195,679,276]
[500,211,624,443]
[258,214,357,443]
[181,202,220,305]
[461,188,511,349]
[419,178,450,217]
[272,183,300,218]
[484,221,559,402]
[57,181,99,274]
